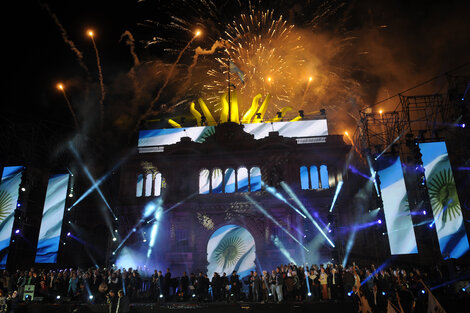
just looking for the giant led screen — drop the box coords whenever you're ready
[378,156,418,255]
[419,142,469,258]
[138,119,328,148]
[0,166,24,268]
[207,225,256,278]
[35,174,70,263]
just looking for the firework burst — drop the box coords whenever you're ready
[204,10,306,115]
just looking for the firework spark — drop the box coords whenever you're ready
[57,83,79,130]
[88,30,106,128]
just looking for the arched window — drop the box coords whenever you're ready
[212,168,224,193]
[300,166,309,190]
[224,168,236,193]
[320,165,329,189]
[136,174,143,197]
[145,173,153,196]
[250,167,262,191]
[199,169,210,194]
[154,172,162,196]
[237,167,249,192]
[310,166,319,189]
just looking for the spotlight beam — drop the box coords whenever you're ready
[68,142,118,219]
[374,131,406,161]
[280,182,335,248]
[366,155,380,196]
[113,193,194,255]
[329,181,344,212]
[264,183,306,218]
[272,236,296,263]
[360,260,391,286]
[245,195,309,251]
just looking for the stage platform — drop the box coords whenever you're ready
[14,301,354,313]
[12,297,470,313]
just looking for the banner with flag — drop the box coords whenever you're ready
[229,61,245,84]
[427,292,446,313]
[387,300,400,313]
[420,280,446,313]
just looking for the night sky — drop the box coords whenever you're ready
[3,0,470,167]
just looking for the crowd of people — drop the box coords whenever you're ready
[0,261,468,313]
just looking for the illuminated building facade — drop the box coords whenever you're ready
[116,119,351,275]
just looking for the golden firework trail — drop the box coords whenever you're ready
[88,30,106,128]
[57,83,79,130]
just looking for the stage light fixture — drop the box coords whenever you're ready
[112,237,117,242]
[68,193,73,198]
[377,219,382,224]
[15,229,20,234]
[421,290,425,294]
[67,232,71,237]
[423,210,427,215]
[17,203,21,207]
[57,295,61,300]
[20,187,26,192]
[89,295,94,300]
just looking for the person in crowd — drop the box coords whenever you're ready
[68,272,79,297]
[351,285,361,313]
[97,279,109,303]
[6,290,19,313]
[319,267,328,300]
[229,271,240,302]
[261,270,269,303]
[252,271,261,302]
[0,289,7,313]
[0,262,463,308]
[116,289,130,313]
[221,273,229,300]
[180,272,189,299]
[269,270,277,302]
[107,289,117,313]
[328,266,339,300]
[368,283,385,313]
[164,268,171,301]
[275,267,283,303]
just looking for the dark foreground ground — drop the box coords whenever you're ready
[10,298,470,313]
